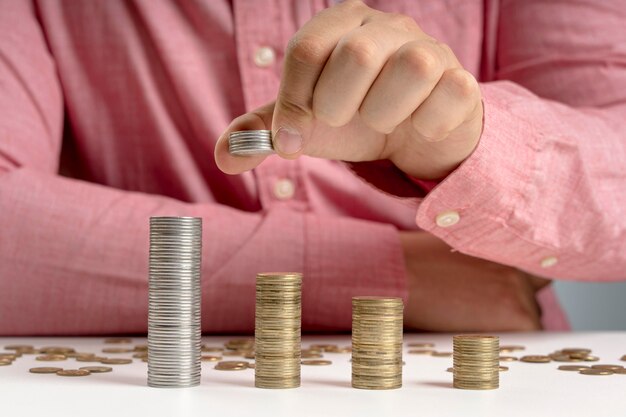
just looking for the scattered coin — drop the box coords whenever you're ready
[561,348,591,354]
[40,347,75,354]
[499,345,525,353]
[29,367,63,374]
[201,355,222,362]
[499,356,518,362]
[613,369,626,375]
[132,353,148,359]
[432,352,453,357]
[621,355,626,362]
[76,356,107,362]
[583,355,599,362]
[591,364,624,371]
[102,347,134,354]
[580,369,613,376]
[446,367,454,373]
[408,349,435,355]
[36,354,67,361]
[325,346,351,353]
[407,342,435,348]
[499,366,509,372]
[301,360,332,366]
[100,358,132,365]
[56,369,91,377]
[66,352,95,358]
[225,339,255,350]
[201,346,224,353]
[0,359,12,366]
[558,365,590,371]
[248,363,256,369]
[104,338,132,344]
[0,353,18,360]
[79,366,112,373]
[301,352,324,359]
[134,345,148,352]
[520,355,551,363]
[310,344,338,352]
[5,345,34,351]
[214,361,249,371]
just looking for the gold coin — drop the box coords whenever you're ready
[621,355,626,362]
[201,346,224,353]
[499,366,509,372]
[582,355,599,362]
[36,354,67,361]
[100,358,132,365]
[302,360,332,366]
[520,355,551,363]
[499,356,518,362]
[225,339,254,350]
[408,349,435,355]
[324,346,351,353]
[499,345,525,352]
[248,363,256,369]
[309,344,338,352]
[407,342,435,348]
[79,366,112,373]
[591,364,624,371]
[558,365,590,371]
[104,338,132,344]
[66,352,95,358]
[102,347,134,354]
[0,359,12,366]
[0,353,18,360]
[76,356,107,362]
[580,369,613,376]
[214,360,249,371]
[446,367,454,372]
[29,367,63,373]
[40,347,75,354]
[5,344,34,351]
[201,355,222,362]
[613,368,626,375]
[56,369,91,377]
[133,344,148,352]
[561,348,591,354]
[432,352,453,357]
[301,352,323,359]
[132,352,148,359]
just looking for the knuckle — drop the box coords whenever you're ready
[339,0,368,13]
[398,44,442,79]
[277,92,312,119]
[388,13,417,32]
[359,107,394,134]
[286,34,328,67]
[338,35,380,68]
[445,68,479,99]
[412,118,449,141]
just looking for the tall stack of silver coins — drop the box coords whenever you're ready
[254,273,302,389]
[351,297,404,390]
[228,130,275,156]
[453,335,500,390]
[148,217,202,388]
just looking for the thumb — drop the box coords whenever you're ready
[270,94,313,159]
[214,102,275,175]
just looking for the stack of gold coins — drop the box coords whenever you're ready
[453,335,500,390]
[351,297,403,390]
[254,273,302,389]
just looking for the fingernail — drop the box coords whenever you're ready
[274,127,303,155]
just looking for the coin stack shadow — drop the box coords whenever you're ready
[254,273,302,389]
[228,130,275,156]
[453,335,500,390]
[148,217,202,388]
[351,297,403,390]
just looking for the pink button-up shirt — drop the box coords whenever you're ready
[1,0,624,335]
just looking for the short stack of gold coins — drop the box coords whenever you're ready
[351,297,403,390]
[453,335,500,390]
[254,272,302,389]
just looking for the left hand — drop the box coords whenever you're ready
[215,0,483,180]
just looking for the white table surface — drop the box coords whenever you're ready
[1,332,624,417]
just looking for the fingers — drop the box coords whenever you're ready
[410,67,481,141]
[214,103,275,175]
[311,22,417,128]
[271,1,374,158]
[358,40,448,134]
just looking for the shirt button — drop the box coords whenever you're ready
[273,178,295,200]
[435,210,460,228]
[254,46,275,67]
[540,256,558,268]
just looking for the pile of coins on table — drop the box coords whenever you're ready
[148,216,202,388]
[351,297,404,390]
[228,130,274,156]
[452,335,500,390]
[254,272,302,389]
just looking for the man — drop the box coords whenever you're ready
[0,0,623,335]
